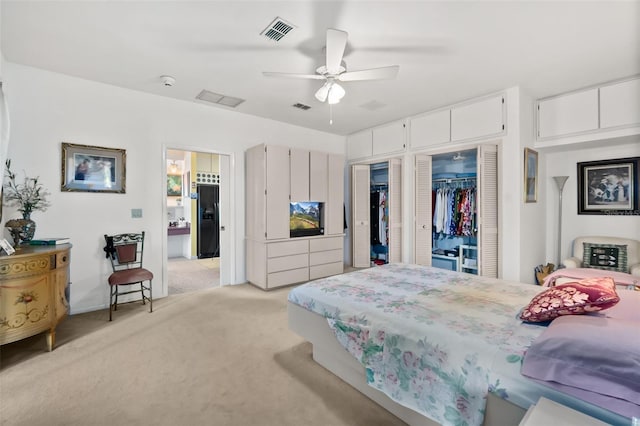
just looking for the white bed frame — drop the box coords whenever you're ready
[288,302,527,426]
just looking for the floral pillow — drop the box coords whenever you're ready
[520,277,619,323]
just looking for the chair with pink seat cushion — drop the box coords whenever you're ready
[104,232,153,321]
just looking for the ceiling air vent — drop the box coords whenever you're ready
[261,17,295,42]
[196,90,245,108]
[292,103,311,110]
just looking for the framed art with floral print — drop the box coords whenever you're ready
[61,143,126,193]
[577,156,639,215]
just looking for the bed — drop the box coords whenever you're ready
[287,264,636,426]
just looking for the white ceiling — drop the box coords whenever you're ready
[2,1,639,136]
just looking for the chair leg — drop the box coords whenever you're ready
[149,279,153,313]
[140,282,146,305]
[114,287,118,312]
[109,285,114,321]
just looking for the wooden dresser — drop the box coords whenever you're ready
[0,244,71,351]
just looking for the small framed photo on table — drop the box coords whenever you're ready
[61,142,126,193]
[577,157,639,215]
[0,238,15,255]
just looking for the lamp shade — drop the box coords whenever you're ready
[314,82,330,102]
[327,82,345,104]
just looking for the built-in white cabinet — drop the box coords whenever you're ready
[265,145,290,240]
[536,76,640,145]
[372,121,405,156]
[326,153,345,235]
[290,149,329,203]
[537,88,599,139]
[310,151,328,202]
[451,95,504,141]
[408,94,504,150]
[347,130,373,160]
[290,149,310,202]
[410,109,451,148]
[600,78,640,129]
[245,144,345,289]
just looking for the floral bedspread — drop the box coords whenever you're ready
[288,264,546,426]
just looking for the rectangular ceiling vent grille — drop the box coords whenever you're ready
[196,90,245,108]
[261,17,295,42]
[292,103,311,110]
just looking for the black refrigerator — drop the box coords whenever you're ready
[197,184,220,259]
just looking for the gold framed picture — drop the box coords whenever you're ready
[61,142,126,193]
[524,147,538,203]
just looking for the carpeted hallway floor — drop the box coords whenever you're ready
[0,284,406,426]
[168,257,220,294]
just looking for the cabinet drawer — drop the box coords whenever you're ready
[309,262,343,280]
[309,249,343,266]
[56,250,70,269]
[267,240,309,258]
[309,237,343,252]
[267,254,308,273]
[267,268,309,288]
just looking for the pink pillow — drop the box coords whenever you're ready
[520,277,619,323]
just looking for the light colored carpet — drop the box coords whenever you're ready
[167,257,220,295]
[0,284,406,426]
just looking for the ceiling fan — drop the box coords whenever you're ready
[263,28,400,105]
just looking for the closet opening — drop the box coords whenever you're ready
[351,158,402,268]
[414,144,498,278]
[370,162,389,265]
[431,149,478,274]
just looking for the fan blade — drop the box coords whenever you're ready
[262,72,325,80]
[338,65,399,82]
[326,29,348,74]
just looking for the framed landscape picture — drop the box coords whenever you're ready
[577,156,639,215]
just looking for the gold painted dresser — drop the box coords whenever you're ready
[0,244,71,351]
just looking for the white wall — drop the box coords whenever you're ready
[3,62,345,314]
[545,140,640,265]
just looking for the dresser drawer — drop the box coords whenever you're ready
[309,249,343,266]
[267,268,309,288]
[309,262,343,280]
[267,253,308,273]
[267,240,309,258]
[309,237,343,252]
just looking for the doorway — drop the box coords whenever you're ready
[164,148,232,295]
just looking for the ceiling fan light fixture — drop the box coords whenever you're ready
[315,81,330,102]
[327,82,345,104]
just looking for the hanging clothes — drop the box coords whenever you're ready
[432,185,477,238]
[379,191,387,246]
[370,191,380,245]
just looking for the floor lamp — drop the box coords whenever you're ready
[553,176,569,269]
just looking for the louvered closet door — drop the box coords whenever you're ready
[351,165,370,268]
[388,159,402,263]
[478,144,498,278]
[414,155,432,266]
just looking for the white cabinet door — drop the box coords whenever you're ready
[372,121,405,156]
[351,164,370,267]
[388,159,402,263]
[290,148,309,202]
[265,145,290,240]
[414,154,432,266]
[310,151,328,202]
[478,144,498,278]
[537,89,599,139]
[347,130,373,160]
[451,95,504,141]
[326,154,345,235]
[600,78,640,129]
[410,109,451,148]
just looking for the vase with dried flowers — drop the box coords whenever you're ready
[3,159,51,245]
